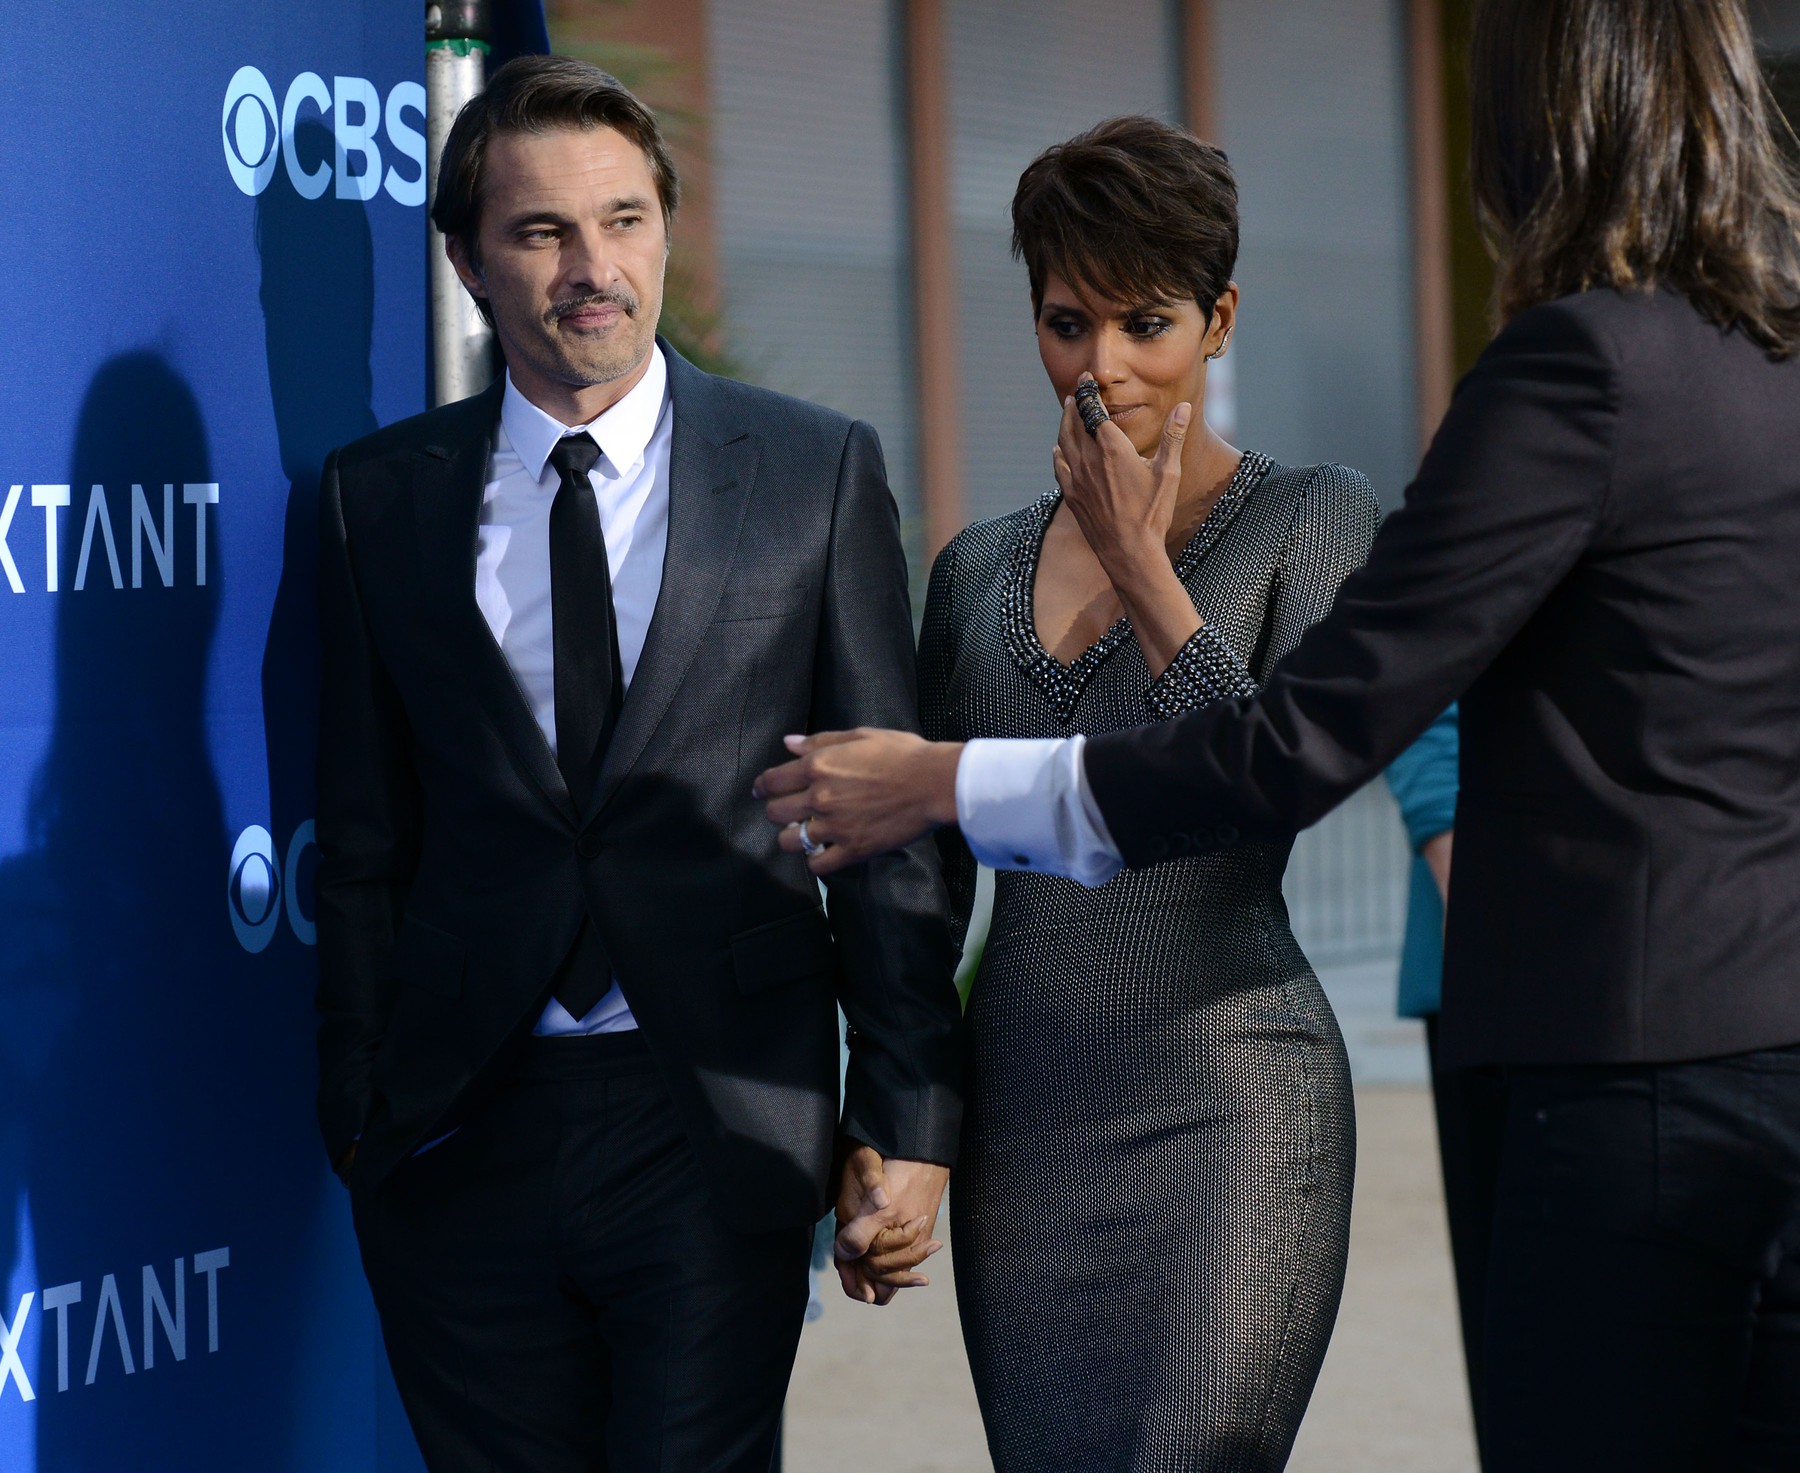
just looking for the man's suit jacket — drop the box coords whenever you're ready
[1086,288,1800,1070]
[315,342,964,1227]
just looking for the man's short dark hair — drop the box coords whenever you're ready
[432,54,680,266]
[1011,116,1238,320]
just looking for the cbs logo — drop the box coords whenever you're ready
[229,822,317,954]
[222,65,426,206]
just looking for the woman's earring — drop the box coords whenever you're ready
[1207,326,1234,362]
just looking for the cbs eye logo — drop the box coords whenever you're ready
[222,65,427,206]
[229,822,317,954]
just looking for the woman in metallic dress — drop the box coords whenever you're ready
[920,117,1378,1470]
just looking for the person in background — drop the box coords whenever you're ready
[757,1,1800,1466]
[1385,704,1503,1452]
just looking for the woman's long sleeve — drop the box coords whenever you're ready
[1146,464,1382,719]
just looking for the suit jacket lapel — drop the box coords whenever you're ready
[586,346,761,824]
[411,378,577,826]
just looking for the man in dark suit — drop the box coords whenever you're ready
[315,56,963,1470]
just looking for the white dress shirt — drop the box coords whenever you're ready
[955,735,1126,888]
[476,348,673,1035]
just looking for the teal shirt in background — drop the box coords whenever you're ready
[1383,706,1459,1018]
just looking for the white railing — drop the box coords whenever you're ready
[1283,779,1411,969]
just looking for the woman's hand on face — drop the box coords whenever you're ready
[1053,376,1193,586]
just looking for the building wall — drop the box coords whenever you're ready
[706,1,922,548]
[946,0,1184,528]
[704,0,1421,534]
[1213,0,1419,510]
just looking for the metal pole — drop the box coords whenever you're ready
[427,0,497,406]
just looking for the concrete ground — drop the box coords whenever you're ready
[785,961,1478,1471]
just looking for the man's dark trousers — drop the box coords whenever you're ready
[354,1033,807,1471]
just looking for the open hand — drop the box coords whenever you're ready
[754,729,963,876]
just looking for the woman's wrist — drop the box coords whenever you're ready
[1094,529,1175,600]
[1106,543,1204,678]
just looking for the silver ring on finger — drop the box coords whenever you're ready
[797,819,826,858]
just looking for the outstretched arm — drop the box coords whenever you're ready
[1086,300,1614,863]
[757,299,1614,882]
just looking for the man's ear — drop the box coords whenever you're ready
[445,234,488,305]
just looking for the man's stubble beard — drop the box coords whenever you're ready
[541,283,659,389]
[496,282,661,393]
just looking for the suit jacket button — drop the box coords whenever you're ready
[577,832,602,860]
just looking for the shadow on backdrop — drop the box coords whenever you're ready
[259,117,380,862]
[256,119,426,1472]
[0,353,320,1469]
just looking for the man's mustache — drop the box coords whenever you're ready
[549,289,639,323]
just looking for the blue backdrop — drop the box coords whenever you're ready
[0,5,430,1467]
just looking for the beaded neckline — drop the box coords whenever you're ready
[1003,451,1275,723]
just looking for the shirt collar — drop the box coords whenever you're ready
[500,343,670,485]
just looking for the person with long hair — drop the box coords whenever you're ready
[760,2,1800,1466]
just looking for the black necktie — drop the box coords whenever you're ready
[548,432,621,807]
[547,432,622,1020]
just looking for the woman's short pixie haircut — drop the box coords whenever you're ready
[1011,115,1239,320]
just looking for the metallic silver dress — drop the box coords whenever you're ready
[921,456,1378,1471]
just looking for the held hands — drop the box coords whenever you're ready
[833,1143,948,1305]
[1055,375,1193,588]
[754,729,962,876]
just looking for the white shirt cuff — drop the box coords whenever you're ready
[954,736,1124,888]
